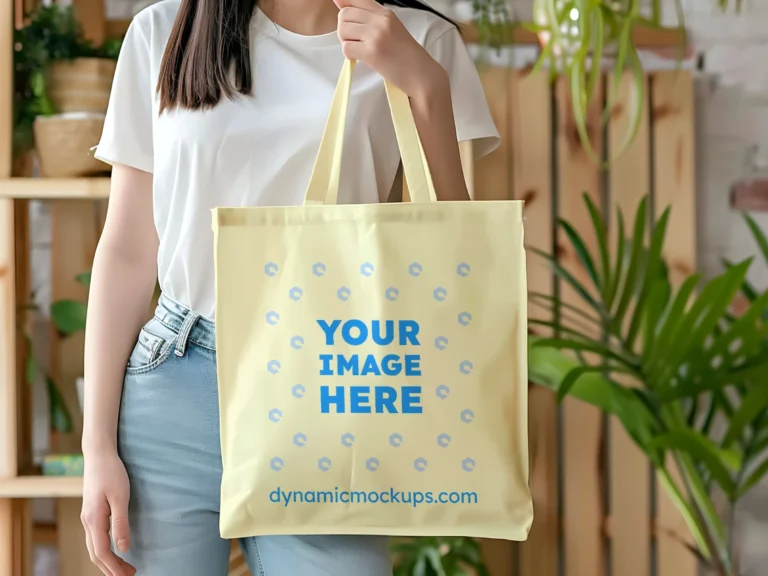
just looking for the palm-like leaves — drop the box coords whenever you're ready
[391,537,489,576]
[528,195,768,574]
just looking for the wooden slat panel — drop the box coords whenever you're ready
[12,499,31,576]
[0,0,14,569]
[14,200,32,474]
[49,202,99,455]
[608,72,652,576]
[512,69,558,576]
[0,199,17,576]
[472,65,516,573]
[651,71,697,576]
[481,539,514,576]
[555,77,606,576]
[0,0,11,180]
[474,67,511,201]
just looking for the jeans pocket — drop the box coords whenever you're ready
[125,318,177,375]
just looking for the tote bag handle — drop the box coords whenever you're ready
[303,59,438,206]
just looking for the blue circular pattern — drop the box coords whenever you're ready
[457,263,471,277]
[459,360,473,375]
[270,457,284,471]
[458,312,472,326]
[292,384,306,399]
[366,457,380,472]
[265,311,280,325]
[267,360,282,374]
[268,408,282,423]
[434,336,448,350]
[433,287,447,302]
[461,409,475,424]
[289,286,303,301]
[385,287,399,301]
[290,335,305,350]
[413,458,428,472]
[437,433,451,448]
[264,262,279,277]
[389,433,403,448]
[293,433,307,447]
[436,385,450,399]
[341,433,355,447]
[318,457,332,472]
[360,262,374,277]
[408,262,423,277]
[462,458,476,472]
[337,287,351,301]
[312,262,326,277]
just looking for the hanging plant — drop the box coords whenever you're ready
[482,0,744,163]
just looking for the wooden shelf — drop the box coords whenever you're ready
[0,178,110,199]
[0,476,83,498]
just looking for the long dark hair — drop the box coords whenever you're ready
[157,0,455,113]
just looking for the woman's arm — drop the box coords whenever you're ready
[81,164,157,576]
[334,0,474,201]
[82,165,157,453]
[409,70,469,201]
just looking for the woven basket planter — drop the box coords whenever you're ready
[34,113,107,178]
[47,58,116,114]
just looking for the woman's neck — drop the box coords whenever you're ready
[258,0,340,36]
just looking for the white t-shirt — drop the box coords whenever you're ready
[95,0,500,320]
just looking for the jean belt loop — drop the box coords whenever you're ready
[174,310,201,357]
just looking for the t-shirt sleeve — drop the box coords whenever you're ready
[94,17,154,173]
[426,26,500,159]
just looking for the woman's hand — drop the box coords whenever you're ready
[334,0,448,100]
[81,448,136,576]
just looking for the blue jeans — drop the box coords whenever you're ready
[117,294,392,575]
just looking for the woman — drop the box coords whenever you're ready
[81,0,499,573]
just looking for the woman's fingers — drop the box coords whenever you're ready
[84,527,111,576]
[337,21,367,42]
[109,492,131,554]
[90,510,129,576]
[338,6,375,24]
[341,40,371,61]
[334,0,388,14]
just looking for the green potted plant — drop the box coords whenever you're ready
[528,195,768,575]
[513,0,743,161]
[391,536,490,575]
[13,4,122,175]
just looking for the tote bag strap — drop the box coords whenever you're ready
[303,59,438,206]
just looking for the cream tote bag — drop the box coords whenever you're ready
[213,59,532,541]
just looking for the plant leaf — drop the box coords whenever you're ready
[531,248,604,316]
[75,271,91,286]
[626,206,670,350]
[556,364,636,402]
[50,299,87,335]
[645,274,699,379]
[611,197,647,332]
[737,457,768,498]
[532,337,638,370]
[424,548,446,576]
[656,467,713,560]
[46,376,73,434]
[744,213,768,262]
[586,5,604,102]
[606,207,626,311]
[583,193,611,300]
[559,218,600,294]
[648,430,738,493]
